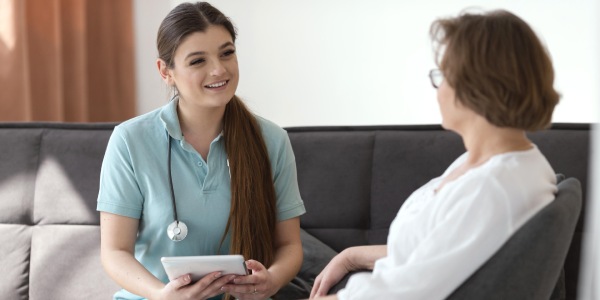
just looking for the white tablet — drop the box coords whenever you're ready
[161,255,248,282]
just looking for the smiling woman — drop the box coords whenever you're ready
[97,2,306,300]
[158,28,240,120]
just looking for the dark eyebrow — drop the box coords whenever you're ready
[185,42,235,60]
[219,42,235,50]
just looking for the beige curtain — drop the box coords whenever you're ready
[0,0,135,122]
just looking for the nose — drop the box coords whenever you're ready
[209,59,226,77]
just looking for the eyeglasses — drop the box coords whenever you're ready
[429,69,444,89]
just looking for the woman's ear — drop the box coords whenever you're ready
[157,59,174,86]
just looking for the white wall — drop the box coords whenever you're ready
[135,1,599,127]
[133,0,171,114]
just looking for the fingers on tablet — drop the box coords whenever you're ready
[172,274,192,289]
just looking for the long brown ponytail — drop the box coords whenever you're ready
[222,96,277,268]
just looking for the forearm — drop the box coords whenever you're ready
[267,240,303,290]
[101,249,165,299]
[343,245,387,271]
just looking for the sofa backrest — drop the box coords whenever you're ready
[0,123,119,299]
[287,123,590,300]
[446,177,582,300]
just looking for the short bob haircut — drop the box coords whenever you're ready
[430,9,560,131]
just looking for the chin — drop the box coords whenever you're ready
[207,94,235,107]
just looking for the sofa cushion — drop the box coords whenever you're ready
[446,177,581,299]
[0,224,31,299]
[288,131,375,251]
[34,129,112,225]
[298,229,338,282]
[277,229,338,299]
[29,225,119,299]
[369,129,465,244]
[0,128,40,224]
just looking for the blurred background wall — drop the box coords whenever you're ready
[135,0,599,127]
[4,0,595,125]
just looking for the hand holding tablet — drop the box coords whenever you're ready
[161,255,248,282]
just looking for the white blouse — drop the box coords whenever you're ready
[337,146,557,300]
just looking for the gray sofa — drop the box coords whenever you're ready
[0,122,590,300]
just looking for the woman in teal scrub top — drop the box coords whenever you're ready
[97,2,306,300]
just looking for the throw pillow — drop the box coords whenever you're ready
[275,229,338,299]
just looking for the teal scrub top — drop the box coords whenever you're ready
[97,99,306,299]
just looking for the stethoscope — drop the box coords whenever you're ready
[165,133,230,242]
[166,135,188,242]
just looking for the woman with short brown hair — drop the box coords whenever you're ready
[431,9,560,131]
[310,9,560,300]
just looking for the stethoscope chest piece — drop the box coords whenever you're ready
[167,220,188,242]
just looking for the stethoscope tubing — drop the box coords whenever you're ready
[168,136,180,225]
